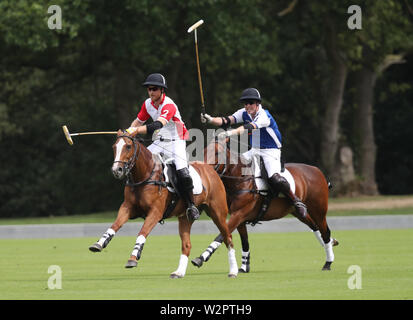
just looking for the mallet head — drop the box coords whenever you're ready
[187,19,204,33]
[62,125,74,145]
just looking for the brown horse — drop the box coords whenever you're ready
[192,139,338,271]
[89,130,238,278]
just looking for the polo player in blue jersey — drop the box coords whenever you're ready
[201,88,307,219]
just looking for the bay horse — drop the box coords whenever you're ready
[89,130,238,278]
[191,138,338,271]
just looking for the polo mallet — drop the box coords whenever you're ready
[62,125,117,145]
[187,19,205,115]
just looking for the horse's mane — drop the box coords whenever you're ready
[205,139,254,177]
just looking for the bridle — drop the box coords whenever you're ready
[113,134,168,190]
[113,135,141,178]
[213,139,254,182]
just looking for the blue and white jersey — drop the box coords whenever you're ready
[232,105,282,149]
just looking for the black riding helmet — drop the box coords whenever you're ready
[142,73,168,89]
[239,88,262,103]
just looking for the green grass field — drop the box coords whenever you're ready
[1,229,412,300]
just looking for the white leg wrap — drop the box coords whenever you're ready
[131,235,146,258]
[228,248,238,277]
[201,241,221,261]
[324,239,335,262]
[97,228,116,247]
[313,230,325,248]
[172,254,189,277]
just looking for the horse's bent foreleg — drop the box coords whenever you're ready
[191,233,224,268]
[125,210,160,268]
[89,202,132,252]
[170,216,193,279]
[192,209,246,269]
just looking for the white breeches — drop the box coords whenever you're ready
[147,139,188,170]
[242,147,281,178]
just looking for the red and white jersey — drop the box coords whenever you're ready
[136,94,188,140]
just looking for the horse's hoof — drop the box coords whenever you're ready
[89,243,102,252]
[125,259,138,268]
[332,239,339,246]
[322,261,332,271]
[170,272,184,279]
[191,257,204,268]
[238,267,250,273]
[228,273,237,278]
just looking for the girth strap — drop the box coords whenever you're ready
[126,162,181,224]
[158,193,179,224]
[247,193,271,226]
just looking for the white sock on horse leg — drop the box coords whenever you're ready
[228,248,238,276]
[324,239,335,262]
[97,228,116,247]
[313,230,325,248]
[131,235,146,258]
[201,241,221,261]
[174,254,189,276]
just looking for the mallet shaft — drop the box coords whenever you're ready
[195,35,205,110]
[71,132,117,136]
[62,125,117,146]
[188,19,206,114]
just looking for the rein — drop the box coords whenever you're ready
[212,148,257,194]
[113,134,175,224]
[114,135,168,189]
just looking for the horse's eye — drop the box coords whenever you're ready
[126,145,132,151]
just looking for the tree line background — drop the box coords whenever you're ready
[1,0,412,218]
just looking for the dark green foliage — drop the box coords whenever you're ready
[1,1,412,216]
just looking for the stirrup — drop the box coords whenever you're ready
[293,200,307,218]
[186,205,200,221]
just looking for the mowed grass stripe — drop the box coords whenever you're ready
[0,229,412,300]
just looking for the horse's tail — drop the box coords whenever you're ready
[323,173,333,190]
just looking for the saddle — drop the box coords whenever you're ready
[162,158,203,195]
[248,156,294,226]
[252,156,295,194]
